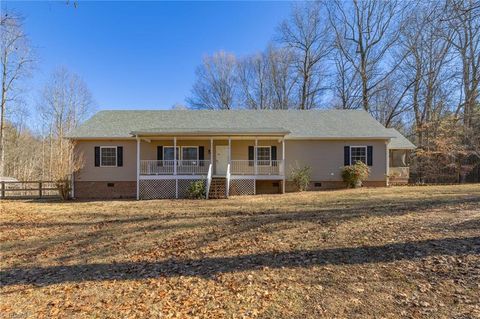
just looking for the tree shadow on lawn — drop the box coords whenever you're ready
[1,236,478,287]
[3,196,478,230]
[2,197,478,266]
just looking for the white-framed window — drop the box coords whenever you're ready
[163,146,179,163]
[182,146,199,165]
[100,146,117,167]
[350,146,367,164]
[256,146,271,166]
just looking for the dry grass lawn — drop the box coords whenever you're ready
[1,185,479,318]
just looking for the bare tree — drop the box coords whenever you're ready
[38,67,94,140]
[0,12,34,177]
[369,76,413,127]
[237,52,271,109]
[398,1,454,147]
[328,0,404,112]
[278,2,331,109]
[37,67,94,196]
[266,45,298,109]
[331,35,361,109]
[187,51,238,110]
[447,0,480,128]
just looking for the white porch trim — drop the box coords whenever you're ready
[136,136,140,200]
[231,175,283,180]
[139,175,208,180]
[282,138,286,193]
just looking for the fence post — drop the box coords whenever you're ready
[39,182,43,198]
[1,182,4,199]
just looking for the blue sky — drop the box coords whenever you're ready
[3,1,293,111]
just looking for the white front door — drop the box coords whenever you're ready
[216,145,229,175]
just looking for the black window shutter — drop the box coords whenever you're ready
[198,146,204,166]
[367,146,373,166]
[271,146,277,166]
[248,146,254,166]
[117,147,123,167]
[344,146,350,166]
[157,146,163,166]
[95,146,100,167]
[157,146,163,160]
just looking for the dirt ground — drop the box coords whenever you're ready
[1,185,479,318]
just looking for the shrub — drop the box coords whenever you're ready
[55,178,71,200]
[291,165,311,191]
[187,180,206,199]
[342,161,370,188]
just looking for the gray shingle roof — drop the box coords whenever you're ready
[67,109,397,139]
[387,128,416,149]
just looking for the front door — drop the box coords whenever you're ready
[216,145,229,175]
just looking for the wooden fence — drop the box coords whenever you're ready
[0,181,62,199]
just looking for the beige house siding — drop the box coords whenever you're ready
[284,140,388,182]
[74,140,137,182]
[74,138,388,185]
[139,139,210,160]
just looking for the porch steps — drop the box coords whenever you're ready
[208,177,227,199]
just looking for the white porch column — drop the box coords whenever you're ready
[254,138,258,175]
[136,136,140,200]
[210,138,213,166]
[173,137,177,176]
[254,138,258,195]
[386,140,389,186]
[174,136,178,199]
[282,138,286,194]
[228,137,231,163]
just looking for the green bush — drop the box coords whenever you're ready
[187,180,206,199]
[342,161,370,188]
[291,165,312,191]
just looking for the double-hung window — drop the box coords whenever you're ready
[100,146,117,167]
[163,147,179,165]
[182,146,198,165]
[256,146,271,166]
[350,146,367,164]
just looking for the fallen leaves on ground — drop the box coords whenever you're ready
[0,185,479,318]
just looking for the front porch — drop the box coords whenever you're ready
[139,159,284,177]
[389,149,411,184]
[135,135,286,199]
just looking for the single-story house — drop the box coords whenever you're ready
[67,109,415,199]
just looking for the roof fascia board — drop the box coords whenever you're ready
[388,146,416,150]
[130,132,289,136]
[285,136,393,140]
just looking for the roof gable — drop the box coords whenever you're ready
[387,128,416,149]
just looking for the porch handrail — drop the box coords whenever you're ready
[140,160,210,175]
[226,163,231,198]
[389,166,410,179]
[230,160,284,175]
[206,163,212,199]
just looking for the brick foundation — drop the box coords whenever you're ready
[285,180,387,192]
[255,180,282,194]
[74,181,136,199]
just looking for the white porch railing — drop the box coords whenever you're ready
[140,160,211,175]
[389,166,410,179]
[230,160,284,175]
[141,160,284,176]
